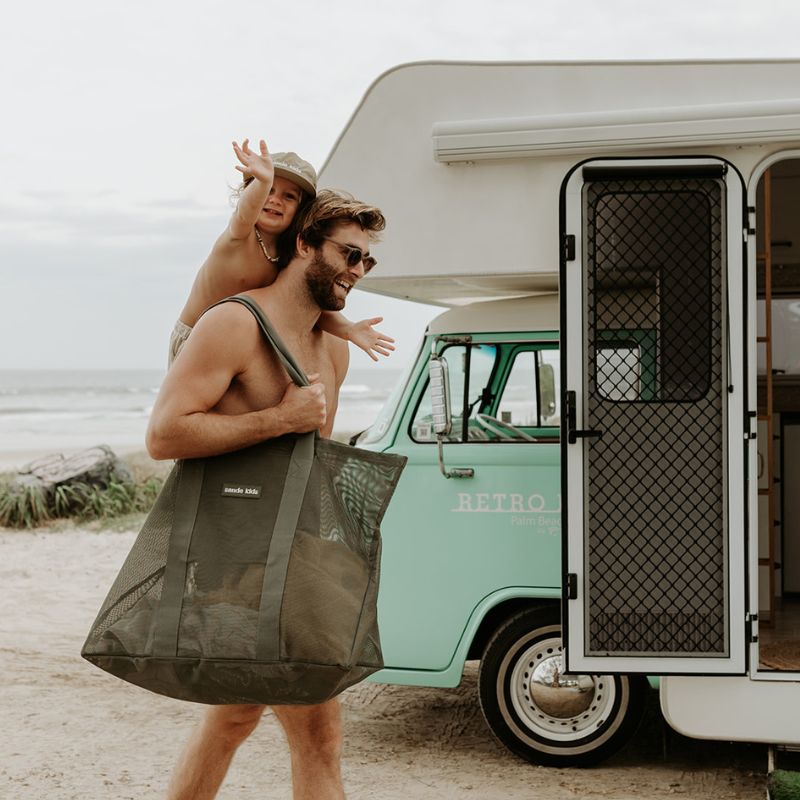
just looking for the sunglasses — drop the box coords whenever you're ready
[322,237,376,273]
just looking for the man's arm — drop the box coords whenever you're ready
[317,312,396,361]
[228,139,274,241]
[147,304,326,460]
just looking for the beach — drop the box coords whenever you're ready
[0,521,767,800]
[0,370,769,798]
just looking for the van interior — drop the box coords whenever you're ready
[756,157,800,672]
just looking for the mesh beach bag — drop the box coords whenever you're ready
[82,295,407,705]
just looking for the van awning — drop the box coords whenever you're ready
[433,99,800,163]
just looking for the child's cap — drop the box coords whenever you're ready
[271,152,317,197]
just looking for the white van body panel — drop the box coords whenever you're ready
[661,675,800,744]
[320,59,800,305]
[427,294,558,335]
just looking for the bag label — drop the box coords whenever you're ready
[221,483,262,499]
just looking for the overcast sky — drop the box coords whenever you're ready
[2,0,799,371]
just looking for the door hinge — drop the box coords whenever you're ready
[562,234,576,262]
[566,573,578,600]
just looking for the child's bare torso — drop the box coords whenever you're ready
[179,231,279,327]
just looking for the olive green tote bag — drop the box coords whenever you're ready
[82,295,407,705]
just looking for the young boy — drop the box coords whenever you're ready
[170,138,393,365]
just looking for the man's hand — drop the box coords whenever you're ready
[276,374,327,433]
[347,317,396,361]
[233,138,274,186]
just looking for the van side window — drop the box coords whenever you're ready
[496,349,561,429]
[411,342,559,443]
[496,351,537,425]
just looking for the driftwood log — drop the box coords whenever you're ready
[14,445,133,494]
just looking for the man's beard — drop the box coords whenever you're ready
[305,252,346,311]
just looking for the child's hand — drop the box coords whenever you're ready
[233,138,274,186]
[348,317,396,361]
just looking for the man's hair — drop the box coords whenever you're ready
[231,176,313,268]
[295,189,386,256]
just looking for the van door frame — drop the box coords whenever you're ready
[561,156,748,675]
[747,149,800,681]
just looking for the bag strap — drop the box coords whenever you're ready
[216,295,321,659]
[212,294,309,388]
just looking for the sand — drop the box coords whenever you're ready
[0,522,769,800]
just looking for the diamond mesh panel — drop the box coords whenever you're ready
[281,443,393,666]
[583,176,728,656]
[83,465,179,643]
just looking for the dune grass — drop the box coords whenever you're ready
[0,476,163,529]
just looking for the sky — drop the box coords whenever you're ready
[2,0,800,371]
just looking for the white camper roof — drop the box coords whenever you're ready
[427,294,559,335]
[321,59,800,306]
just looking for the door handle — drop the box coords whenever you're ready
[565,390,604,445]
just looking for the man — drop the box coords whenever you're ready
[146,189,386,800]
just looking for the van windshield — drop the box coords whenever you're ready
[356,339,423,446]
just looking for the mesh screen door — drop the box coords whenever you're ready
[562,159,746,675]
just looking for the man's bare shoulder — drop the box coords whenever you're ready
[192,298,261,342]
[159,300,262,411]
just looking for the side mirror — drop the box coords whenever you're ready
[429,354,473,479]
[539,364,557,419]
[429,355,452,436]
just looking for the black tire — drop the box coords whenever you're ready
[478,606,649,768]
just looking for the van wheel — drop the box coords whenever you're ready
[478,607,648,768]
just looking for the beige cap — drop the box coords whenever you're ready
[270,151,317,197]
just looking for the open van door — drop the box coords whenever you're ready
[561,158,747,675]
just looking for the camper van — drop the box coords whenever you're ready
[321,60,800,767]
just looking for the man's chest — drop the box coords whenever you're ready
[231,335,337,413]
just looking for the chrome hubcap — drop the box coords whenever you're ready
[509,635,616,742]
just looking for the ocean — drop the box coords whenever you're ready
[0,368,404,471]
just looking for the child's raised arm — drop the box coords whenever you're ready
[318,312,395,362]
[228,139,274,240]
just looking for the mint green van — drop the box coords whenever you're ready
[353,295,648,767]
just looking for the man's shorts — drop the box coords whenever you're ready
[168,319,193,367]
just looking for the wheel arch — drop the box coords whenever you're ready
[466,595,559,661]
